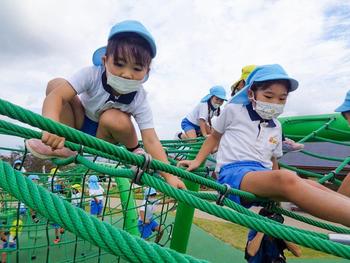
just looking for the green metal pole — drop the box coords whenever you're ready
[115,177,140,236]
[170,146,201,253]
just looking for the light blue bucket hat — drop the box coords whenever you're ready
[144,187,157,197]
[88,175,99,190]
[335,90,350,112]
[92,20,157,66]
[28,174,40,181]
[201,85,227,102]
[230,64,299,105]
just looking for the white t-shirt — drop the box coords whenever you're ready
[186,102,219,126]
[139,199,160,221]
[67,66,154,130]
[89,185,104,202]
[213,103,283,170]
[71,192,82,206]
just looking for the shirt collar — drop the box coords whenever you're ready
[246,103,276,127]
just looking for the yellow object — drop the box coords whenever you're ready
[231,64,257,91]
[50,168,60,175]
[71,184,82,192]
[9,219,23,237]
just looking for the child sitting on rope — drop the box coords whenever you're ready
[334,91,350,197]
[88,176,104,217]
[138,187,163,243]
[178,64,350,228]
[245,208,301,262]
[25,20,185,190]
[176,86,227,140]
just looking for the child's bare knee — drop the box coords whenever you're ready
[99,109,133,131]
[46,78,67,95]
[274,170,299,191]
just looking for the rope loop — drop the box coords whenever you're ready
[216,183,231,206]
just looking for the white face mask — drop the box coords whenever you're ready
[106,69,147,95]
[212,103,221,109]
[252,97,285,120]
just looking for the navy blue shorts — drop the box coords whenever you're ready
[90,200,103,215]
[138,219,159,239]
[181,118,200,133]
[218,161,269,208]
[80,115,99,137]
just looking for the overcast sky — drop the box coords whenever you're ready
[1,0,350,149]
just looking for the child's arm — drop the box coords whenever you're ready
[41,79,77,149]
[271,157,279,170]
[284,241,302,257]
[198,119,208,137]
[177,130,222,171]
[141,129,186,189]
[246,232,264,256]
[139,210,149,224]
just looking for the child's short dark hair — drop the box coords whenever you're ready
[341,110,350,118]
[250,79,291,93]
[106,32,152,68]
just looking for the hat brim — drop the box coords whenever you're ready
[335,103,350,112]
[92,46,107,66]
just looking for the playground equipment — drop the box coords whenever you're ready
[0,98,350,262]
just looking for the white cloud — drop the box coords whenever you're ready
[0,0,350,146]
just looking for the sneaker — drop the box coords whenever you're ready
[173,131,182,140]
[282,138,304,153]
[26,139,77,159]
[53,238,60,244]
[32,215,39,224]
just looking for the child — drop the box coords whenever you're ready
[232,65,304,153]
[178,64,350,228]
[178,86,227,139]
[245,208,301,262]
[138,187,163,243]
[334,90,350,197]
[12,159,26,173]
[71,184,82,207]
[25,20,184,189]
[88,176,104,217]
[231,65,257,96]
[28,174,40,223]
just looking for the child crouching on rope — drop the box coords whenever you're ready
[25,20,185,190]
[178,64,350,228]
[177,86,227,140]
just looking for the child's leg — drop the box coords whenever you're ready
[46,78,85,129]
[154,225,163,243]
[240,170,350,226]
[97,109,138,149]
[337,173,350,197]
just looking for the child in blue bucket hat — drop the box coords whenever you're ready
[88,175,104,217]
[177,86,227,140]
[138,187,163,242]
[178,64,350,228]
[25,20,185,190]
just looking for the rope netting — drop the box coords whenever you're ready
[0,98,350,262]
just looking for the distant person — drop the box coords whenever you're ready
[88,176,104,217]
[245,208,301,262]
[71,184,82,207]
[177,86,227,140]
[138,187,163,243]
